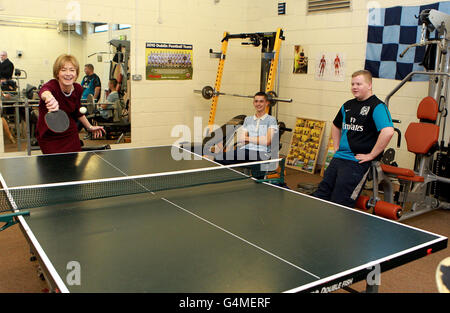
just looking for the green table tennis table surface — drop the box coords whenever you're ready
[0,146,447,293]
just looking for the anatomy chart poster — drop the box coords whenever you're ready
[315,52,345,82]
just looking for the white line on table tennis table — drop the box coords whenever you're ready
[283,236,446,293]
[0,173,70,293]
[90,148,450,292]
[94,151,321,280]
[162,197,321,280]
[92,152,158,195]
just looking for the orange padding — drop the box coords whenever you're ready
[381,164,424,182]
[266,166,286,179]
[355,195,370,210]
[374,201,402,220]
[396,175,424,182]
[405,123,439,154]
[381,164,415,177]
[417,96,438,121]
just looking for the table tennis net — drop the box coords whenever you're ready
[0,159,280,212]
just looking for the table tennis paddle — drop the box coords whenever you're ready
[45,110,70,133]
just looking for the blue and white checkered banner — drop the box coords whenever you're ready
[364,1,450,81]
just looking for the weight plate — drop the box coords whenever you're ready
[381,148,396,165]
[267,91,277,107]
[201,86,214,100]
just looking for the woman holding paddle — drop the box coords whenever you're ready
[37,54,105,154]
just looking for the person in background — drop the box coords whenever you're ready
[312,70,394,208]
[96,78,120,123]
[0,51,14,80]
[214,91,279,165]
[81,63,101,102]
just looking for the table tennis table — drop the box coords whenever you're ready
[0,145,447,293]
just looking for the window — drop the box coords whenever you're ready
[307,0,351,14]
[93,23,108,33]
[118,24,131,30]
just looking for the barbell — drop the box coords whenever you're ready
[194,85,293,107]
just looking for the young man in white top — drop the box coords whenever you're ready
[215,91,279,165]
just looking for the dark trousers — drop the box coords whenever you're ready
[213,148,270,165]
[214,148,271,179]
[312,157,370,208]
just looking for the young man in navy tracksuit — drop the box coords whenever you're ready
[312,70,394,208]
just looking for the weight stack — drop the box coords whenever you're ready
[433,152,450,202]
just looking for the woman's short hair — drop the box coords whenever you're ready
[53,54,80,79]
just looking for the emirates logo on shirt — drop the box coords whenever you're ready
[343,123,364,132]
[343,117,364,132]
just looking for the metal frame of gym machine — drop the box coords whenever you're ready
[360,9,450,221]
[190,28,292,156]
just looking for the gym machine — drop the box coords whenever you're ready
[87,39,131,142]
[188,28,292,157]
[356,9,450,220]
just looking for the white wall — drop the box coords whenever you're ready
[246,0,447,169]
[0,23,83,88]
[124,0,253,148]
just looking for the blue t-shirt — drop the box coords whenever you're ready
[333,95,393,162]
[242,114,278,153]
[81,74,101,101]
